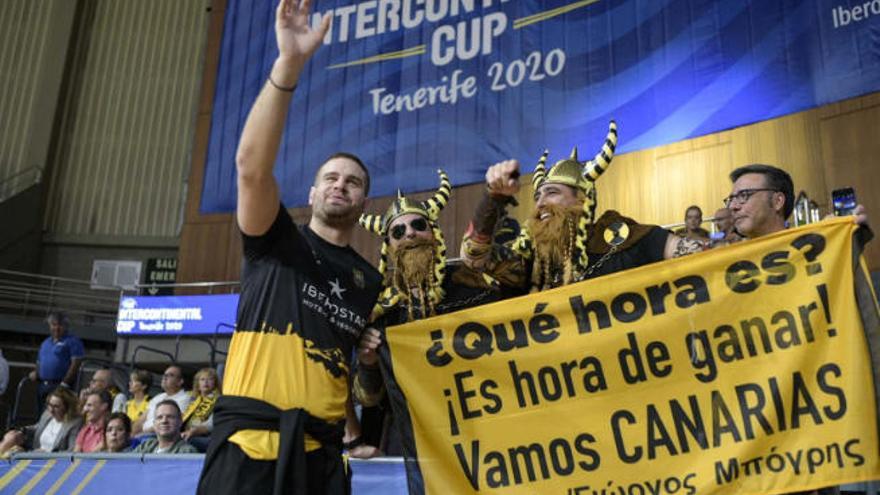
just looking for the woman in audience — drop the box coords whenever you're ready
[181,367,219,452]
[104,412,133,453]
[28,387,82,452]
[126,369,152,423]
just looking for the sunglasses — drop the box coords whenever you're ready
[390,217,429,240]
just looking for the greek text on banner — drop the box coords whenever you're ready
[386,218,880,494]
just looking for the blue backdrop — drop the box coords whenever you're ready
[201,0,880,213]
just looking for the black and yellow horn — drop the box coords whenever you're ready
[359,213,384,235]
[583,121,618,181]
[421,170,451,219]
[531,150,550,191]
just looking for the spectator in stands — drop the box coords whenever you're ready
[27,387,82,452]
[354,172,499,478]
[133,400,197,454]
[74,389,111,452]
[461,128,704,293]
[674,205,711,244]
[181,367,219,452]
[80,368,126,413]
[126,369,152,424]
[726,164,869,495]
[135,365,191,436]
[709,207,743,247]
[29,311,85,409]
[104,412,133,453]
[726,164,868,240]
[0,348,9,395]
[0,428,25,459]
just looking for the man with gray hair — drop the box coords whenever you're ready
[29,311,85,409]
[80,368,127,413]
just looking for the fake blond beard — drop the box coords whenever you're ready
[389,238,437,319]
[525,203,583,289]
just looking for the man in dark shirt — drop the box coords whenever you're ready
[354,171,502,494]
[461,122,701,293]
[197,1,381,494]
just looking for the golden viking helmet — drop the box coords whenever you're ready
[531,120,618,195]
[359,169,451,236]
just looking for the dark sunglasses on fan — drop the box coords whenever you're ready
[390,217,429,240]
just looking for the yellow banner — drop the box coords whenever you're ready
[386,218,880,494]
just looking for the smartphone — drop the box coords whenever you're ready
[832,187,857,216]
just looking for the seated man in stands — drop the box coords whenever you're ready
[80,368,126,413]
[709,207,743,247]
[75,390,111,452]
[134,365,191,436]
[104,412,134,453]
[181,367,220,452]
[133,400,198,454]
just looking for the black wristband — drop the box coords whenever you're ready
[343,436,365,450]
[268,75,296,93]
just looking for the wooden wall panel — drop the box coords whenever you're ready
[818,101,880,270]
[651,142,733,224]
[177,222,235,288]
[177,0,231,284]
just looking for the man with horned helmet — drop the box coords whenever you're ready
[197,1,382,494]
[354,170,506,494]
[461,121,702,292]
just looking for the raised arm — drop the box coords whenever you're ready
[460,160,521,270]
[236,0,330,235]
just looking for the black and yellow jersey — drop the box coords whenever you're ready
[224,204,381,459]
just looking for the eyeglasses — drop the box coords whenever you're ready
[723,188,779,207]
[389,217,429,240]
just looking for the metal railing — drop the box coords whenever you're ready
[661,217,720,234]
[0,269,121,329]
[0,270,241,331]
[125,280,240,296]
[0,166,42,203]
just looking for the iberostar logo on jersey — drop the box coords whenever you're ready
[302,279,367,337]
